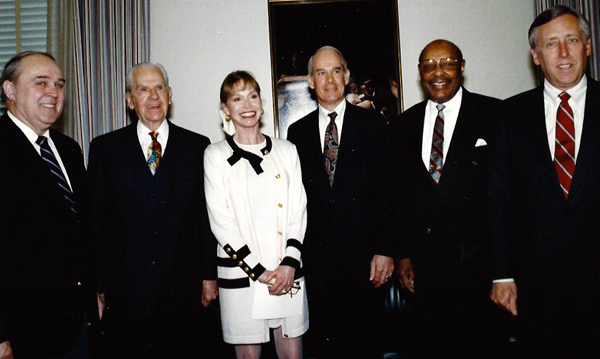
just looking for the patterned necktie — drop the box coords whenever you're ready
[429,104,445,184]
[323,111,339,187]
[554,92,575,199]
[36,136,77,214]
[147,131,162,175]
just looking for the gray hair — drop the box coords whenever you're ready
[307,46,348,75]
[126,62,170,92]
[528,5,591,50]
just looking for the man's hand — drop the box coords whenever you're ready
[370,255,394,288]
[201,280,218,307]
[0,340,13,359]
[490,281,518,316]
[97,292,105,321]
[396,258,415,294]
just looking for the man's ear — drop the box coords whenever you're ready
[2,80,15,101]
[344,69,350,85]
[307,75,315,89]
[531,48,541,66]
[125,92,134,110]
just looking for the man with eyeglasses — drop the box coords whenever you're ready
[391,39,504,358]
[489,6,600,357]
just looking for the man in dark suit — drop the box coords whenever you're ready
[286,46,394,359]
[489,6,600,357]
[0,52,92,358]
[87,63,218,358]
[392,39,503,358]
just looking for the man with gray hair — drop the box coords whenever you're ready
[489,5,600,357]
[287,45,394,358]
[87,62,218,358]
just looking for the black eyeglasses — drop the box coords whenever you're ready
[419,58,460,73]
[286,282,301,298]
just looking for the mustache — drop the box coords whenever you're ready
[428,76,451,84]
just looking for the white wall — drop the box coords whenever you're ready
[151,0,536,143]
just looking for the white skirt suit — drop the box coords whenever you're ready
[204,135,309,344]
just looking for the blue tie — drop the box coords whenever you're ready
[36,136,77,214]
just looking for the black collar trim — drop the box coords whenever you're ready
[226,135,272,175]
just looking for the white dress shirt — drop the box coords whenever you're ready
[8,110,73,190]
[137,120,169,159]
[421,87,463,168]
[493,78,588,285]
[543,76,587,161]
[318,100,347,152]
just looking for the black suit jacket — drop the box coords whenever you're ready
[287,102,393,285]
[287,101,392,355]
[392,89,500,292]
[489,78,600,300]
[0,112,91,356]
[87,121,216,322]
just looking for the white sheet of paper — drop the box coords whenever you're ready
[252,280,303,319]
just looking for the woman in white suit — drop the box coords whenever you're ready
[204,70,308,359]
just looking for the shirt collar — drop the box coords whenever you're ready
[543,75,587,104]
[137,119,169,141]
[7,110,49,145]
[318,100,346,121]
[426,87,463,113]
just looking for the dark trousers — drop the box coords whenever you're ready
[516,291,600,359]
[94,303,224,359]
[415,290,508,359]
[304,277,386,359]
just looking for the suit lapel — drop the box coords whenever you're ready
[441,90,478,185]
[568,79,600,202]
[125,123,156,177]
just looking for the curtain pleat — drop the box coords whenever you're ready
[49,0,149,163]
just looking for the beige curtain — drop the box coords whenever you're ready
[48,0,150,162]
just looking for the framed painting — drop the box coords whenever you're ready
[268,0,403,138]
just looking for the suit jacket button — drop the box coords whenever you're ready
[426,228,432,235]
[151,260,157,267]
[77,281,82,287]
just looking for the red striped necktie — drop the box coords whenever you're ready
[554,92,575,199]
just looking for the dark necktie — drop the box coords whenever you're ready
[429,104,445,184]
[323,111,339,187]
[36,136,77,214]
[147,131,162,175]
[554,92,575,199]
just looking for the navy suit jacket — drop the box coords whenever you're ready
[87,121,216,322]
[489,78,600,298]
[0,112,91,356]
[392,89,500,292]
